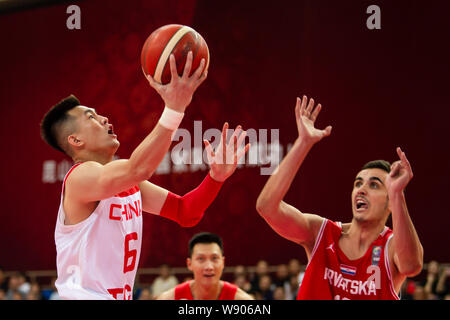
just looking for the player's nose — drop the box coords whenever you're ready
[356,184,368,195]
[204,260,214,270]
[101,115,109,125]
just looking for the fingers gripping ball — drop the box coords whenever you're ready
[141,24,210,84]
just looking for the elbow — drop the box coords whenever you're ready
[131,165,152,182]
[256,193,275,216]
[178,212,204,228]
[399,256,424,277]
[256,195,280,219]
[408,245,425,277]
[396,243,424,277]
[401,262,423,278]
[256,196,269,217]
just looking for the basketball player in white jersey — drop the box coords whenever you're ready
[40,52,250,300]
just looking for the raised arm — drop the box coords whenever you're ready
[139,122,250,227]
[67,52,207,203]
[386,148,423,279]
[256,96,331,253]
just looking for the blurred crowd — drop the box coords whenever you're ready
[1,259,449,300]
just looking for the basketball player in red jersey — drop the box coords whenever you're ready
[40,53,250,300]
[256,96,423,300]
[157,232,253,300]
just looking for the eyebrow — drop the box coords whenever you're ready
[354,176,384,185]
[194,253,221,257]
[83,108,97,116]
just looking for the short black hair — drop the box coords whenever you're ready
[40,95,80,154]
[361,160,391,173]
[188,232,224,257]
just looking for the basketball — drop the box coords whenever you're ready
[141,24,210,84]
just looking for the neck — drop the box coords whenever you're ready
[73,151,114,165]
[190,280,222,300]
[345,218,386,250]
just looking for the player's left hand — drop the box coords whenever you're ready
[385,147,413,195]
[204,122,250,182]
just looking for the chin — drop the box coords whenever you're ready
[353,212,370,223]
[111,140,120,151]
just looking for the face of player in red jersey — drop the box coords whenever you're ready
[351,168,390,224]
[187,243,225,287]
[68,106,119,155]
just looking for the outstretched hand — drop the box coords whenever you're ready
[146,51,208,113]
[385,147,413,195]
[295,95,332,145]
[204,122,251,182]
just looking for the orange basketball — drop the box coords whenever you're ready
[141,24,210,84]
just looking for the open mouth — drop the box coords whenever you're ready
[355,197,369,211]
[203,274,215,278]
[107,125,115,136]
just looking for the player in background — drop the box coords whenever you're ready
[157,232,254,300]
[40,52,250,300]
[256,95,423,300]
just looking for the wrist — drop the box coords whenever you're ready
[165,103,187,113]
[208,170,226,183]
[388,189,405,201]
[158,106,184,131]
[294,137,315,154]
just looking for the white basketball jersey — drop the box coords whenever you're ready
[54,163,143,300]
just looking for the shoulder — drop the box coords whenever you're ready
[234,287,254,300]
[64,161,103,185]
[340,222,351,232]
[156,287,176,300]
[67,160,129,181]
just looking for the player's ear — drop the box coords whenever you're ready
[68,134,83,148]
[186,257,192,271]
[385,195,392,214]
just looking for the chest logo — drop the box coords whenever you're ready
[371,246,382,266]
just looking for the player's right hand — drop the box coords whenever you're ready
[146,51,207,113]
[295,95,332,145]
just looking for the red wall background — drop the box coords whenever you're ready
[0,0,449,271]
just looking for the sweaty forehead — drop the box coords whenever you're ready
[355,168,388,181]
[192,243,223,257]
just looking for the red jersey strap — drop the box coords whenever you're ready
[61,162,83,195]
[174,281,194,300]
[114,185,140,198]
[174,281,237,300]
[218,281,238,300]
[63,162,83,186]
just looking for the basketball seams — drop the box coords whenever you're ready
[201,34,210,73]
[154,26,196,83]
[142,32,158,77]
[191,31,200,64]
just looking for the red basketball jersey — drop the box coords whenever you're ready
[297,219,399,300]
[174,280,238,300]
